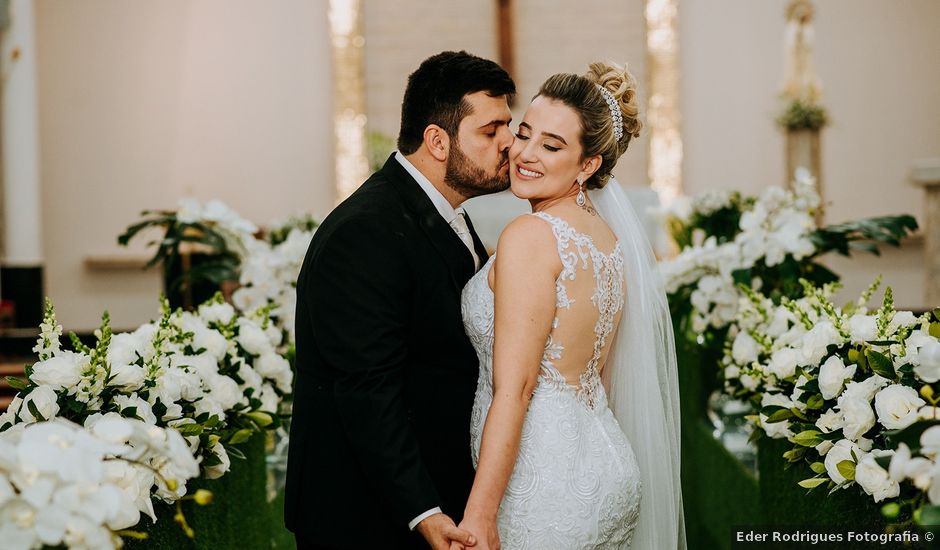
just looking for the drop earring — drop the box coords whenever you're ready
[576,177,586,207]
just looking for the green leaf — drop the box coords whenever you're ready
[175,424,204,436]
[930,322,940,339]
[228,428,253,445]
[4,376,27,391]
[867,349,896,380]
[765,409,794,424]
[884,419,940,450]
[798,478,827,489]
[837,459,856,481]
[792,430,823,447]
[26,399,46,422]
[916,505,940,527]
[806,394,825,410]
[810,462,827,474]
[782,447,806,462]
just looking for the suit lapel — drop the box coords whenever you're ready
[383,156,476,291]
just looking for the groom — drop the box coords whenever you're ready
[285,51,515,550]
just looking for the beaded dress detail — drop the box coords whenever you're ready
[462,212,641,549]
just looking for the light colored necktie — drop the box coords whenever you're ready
[450,210,480,270]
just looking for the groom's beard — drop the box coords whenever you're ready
[444,140,510,199]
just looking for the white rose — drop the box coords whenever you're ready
[824,439,863,485]
[874,384,925,429]
[731,331,760,365]
[204,441,231,480]
[815,440,834,456]
[921,426,940,457]
[914,341,940,383]
[112,394,157,425]
[768,348,801,380]
[193,395,225,420]
[816,408,842,434]
[108,363,146,391]
[855,450,899,502]
[759,393,794,439]
[740,374,759,392]
[888,444,934,490]
[842,375,889,402]
[236,360,264,393]
[818,356,856,400]
[193,327,228,361]
[800,321,842,365]
[107,333,143,367]
[209,374,243,411]
[918,406,940,421]
[889,311,919,332]
[724,365,741,380]
[19,386,60,423]
[30,352,85,390]
[198,301,235,325]
[171,353,218,384]
[237,319,273,356]
[837,396,875,441]
[847,314,879,343]
[259,384,279,413]
[791,375,809,410]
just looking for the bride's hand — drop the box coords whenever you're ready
[456,515,499,550]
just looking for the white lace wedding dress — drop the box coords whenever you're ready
[462,211,642,550]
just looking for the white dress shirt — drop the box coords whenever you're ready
[394,152,475,530]
[395,152,480,270]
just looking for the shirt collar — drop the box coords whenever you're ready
[394,151,462,223]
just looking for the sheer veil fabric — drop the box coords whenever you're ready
[591,179,686,550]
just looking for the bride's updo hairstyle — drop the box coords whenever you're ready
[536,62,642,189]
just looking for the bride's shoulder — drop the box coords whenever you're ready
[494,214,560,268]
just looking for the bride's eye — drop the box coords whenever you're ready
[514,132,529,140]
[543,144,560,152]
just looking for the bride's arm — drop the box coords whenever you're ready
[458,215,560,549]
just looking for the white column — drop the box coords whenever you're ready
[911,158,940,307]
[1,0,42,266]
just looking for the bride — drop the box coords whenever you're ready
[456,62,686,549]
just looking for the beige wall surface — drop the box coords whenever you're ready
[679,0,939,308]
[35,0,333,331]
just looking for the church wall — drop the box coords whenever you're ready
[679,0,940,309]
[34,0,333,330]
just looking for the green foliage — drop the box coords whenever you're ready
[367,130,396,173]
[810,215,918,257]
[777,98,829,130]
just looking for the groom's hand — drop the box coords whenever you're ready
[415,512,476,550]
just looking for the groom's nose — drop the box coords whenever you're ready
[497,125,514,151]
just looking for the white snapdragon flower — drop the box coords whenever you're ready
[824,439,863,485]
[874,384,925,430]
[818,356,856,400]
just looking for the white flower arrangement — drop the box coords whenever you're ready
[721,276,940,526]
[0,417,201,550]
[1,295,289,513]
[661,172,819,333]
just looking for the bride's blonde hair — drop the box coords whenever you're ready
[535,61,642,189]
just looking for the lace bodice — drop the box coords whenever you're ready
[462,212,640,549]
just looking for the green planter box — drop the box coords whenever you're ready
[123,433,293,549]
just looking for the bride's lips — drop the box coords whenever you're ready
[514,164,544,180]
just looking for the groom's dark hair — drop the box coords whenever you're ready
[397,51,515,155]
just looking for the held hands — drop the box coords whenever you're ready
[450,514,500,550]
[415,512,476,550]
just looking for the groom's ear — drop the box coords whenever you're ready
[423,124,450,162]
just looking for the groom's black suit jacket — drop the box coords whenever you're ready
[285,155,489,549]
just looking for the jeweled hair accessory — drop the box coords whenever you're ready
[596,85,624,142]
